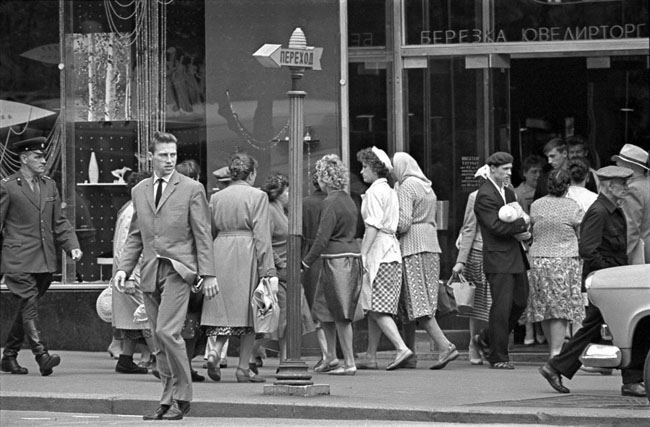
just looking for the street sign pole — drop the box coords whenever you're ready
[255,28,328,394]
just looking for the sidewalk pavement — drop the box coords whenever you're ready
[1,350,648,426]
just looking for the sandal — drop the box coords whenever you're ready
[313,358,340,373]
[490,361,515,370]
[328,365,357,376]
[236,367,266,383]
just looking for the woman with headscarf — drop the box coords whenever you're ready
[302,154,363,376]
[355,147,413,371]
[452,164,493,364]
[393,152,458,370]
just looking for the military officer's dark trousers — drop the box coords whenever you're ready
[2,273,53,358]
[548,303,642,385]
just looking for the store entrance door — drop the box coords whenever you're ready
[510,55,649,186]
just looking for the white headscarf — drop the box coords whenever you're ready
[371,146,393,172]
[392,152,432,192]
[474,164,490,179]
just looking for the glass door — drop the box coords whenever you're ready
[405,57,510,274]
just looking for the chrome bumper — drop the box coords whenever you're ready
[579,343,622,368]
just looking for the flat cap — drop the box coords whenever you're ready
[486,151,513,167]
[595,165,633,181]
[212,166,231,182]
[13,137,46,153]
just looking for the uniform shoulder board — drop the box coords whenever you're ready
[42,175,54,181]
[2,175,18,183]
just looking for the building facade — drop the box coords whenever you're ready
[2,0,648,285]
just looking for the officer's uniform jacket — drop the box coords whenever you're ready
[1,171,79,273]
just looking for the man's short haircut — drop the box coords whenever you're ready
[148,131,178,153]
[543,138,567,155]
[566,134,587,148]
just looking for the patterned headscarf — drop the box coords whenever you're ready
[392,152,432,192]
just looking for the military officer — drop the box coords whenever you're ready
[1,136,82,376]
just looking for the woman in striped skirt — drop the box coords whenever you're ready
[452,166,493,364]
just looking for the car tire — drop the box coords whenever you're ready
[644,349,650,403]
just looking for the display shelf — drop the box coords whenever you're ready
[77,182,126,186]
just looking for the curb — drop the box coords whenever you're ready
[2,394,648,426]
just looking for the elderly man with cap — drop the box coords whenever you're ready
[472,151,531,370]
[211,166,231,193]
[540,165,647,397]
[1,137,82,376]
[612,144,650,265]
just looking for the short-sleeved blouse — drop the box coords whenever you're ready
[529,195,583,258]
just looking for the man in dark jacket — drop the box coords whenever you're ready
[1,137,82,376]
[539,165,647,397]
[473,151,531,369]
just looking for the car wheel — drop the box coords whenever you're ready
[645,349,650,403]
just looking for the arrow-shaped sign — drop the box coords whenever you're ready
[254,44,323,70]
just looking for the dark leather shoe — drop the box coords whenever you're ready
[115,355,148,374]
[162,400,190,420]
[36,353,60,376]
[191,369,205,382]
[539,364,569,393]
[142,404,170,420]
[1,358,28,375]
[621,382,647,397]
[206,353,221,382]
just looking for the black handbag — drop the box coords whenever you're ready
[435,279,458,319]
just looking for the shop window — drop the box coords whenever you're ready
[348,0,387,47]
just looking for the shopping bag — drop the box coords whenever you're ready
[251,277,280,335]
[448,272,475,312]
[435,279,458,320]
[96,286,113,323]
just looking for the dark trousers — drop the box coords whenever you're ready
[549,303,645,385]
[2,273,53,357]
[482,272,529,364]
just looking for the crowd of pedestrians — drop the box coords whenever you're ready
[2,132,649,420]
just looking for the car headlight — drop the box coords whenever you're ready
[584,272,594,290]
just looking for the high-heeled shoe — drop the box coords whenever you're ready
[206,353,221,382]
[235,367,265,383]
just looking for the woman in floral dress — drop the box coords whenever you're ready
[524,169,585,358]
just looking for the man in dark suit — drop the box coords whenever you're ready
[1,137,82,376]
[114,131,217,420]
[473,151,531,369]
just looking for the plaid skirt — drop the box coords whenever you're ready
[367,261,402,315]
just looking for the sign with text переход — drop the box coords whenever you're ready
[253,44,323,70]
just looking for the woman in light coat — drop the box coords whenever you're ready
[201,153,277,383]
